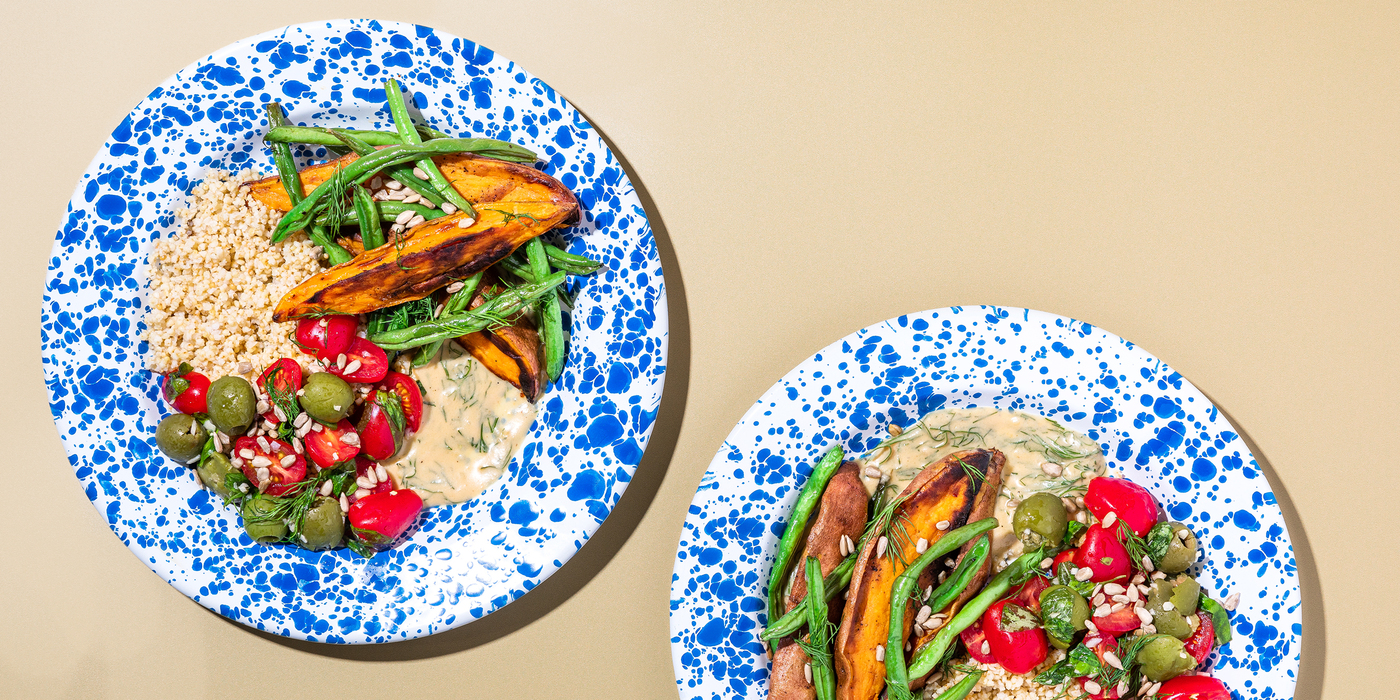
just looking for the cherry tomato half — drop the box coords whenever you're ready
[982,599,1049,675]
[960,620,997,664]
[377,371,423,433]
[233,436,307,496]
[348,488,424,547]
[1010,575,1051,614]
[357,389,405,460]
[1155,675,1231,700]
[162,366,209,414]
[1090,603,1142,636]
[1183,614,1215,665]
[1078,634,1123,699]
[1084,477,1159,538]
[256,358,303,425]
[1074,524,1133,583]
[351,456,395,501]
[327,336,388,384]
[303,419,361,469]
[295,315,357,361]
[1053,548,1078,573]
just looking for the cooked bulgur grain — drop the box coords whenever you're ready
[142,170,324,379]
[920,650,1080,700]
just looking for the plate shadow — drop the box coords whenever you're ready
[1204,394,1325,700]
[220,110,690,661]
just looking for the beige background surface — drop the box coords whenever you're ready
[3,1,1395,697]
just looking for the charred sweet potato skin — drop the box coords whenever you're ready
[457,324,547,402]
[769,644,816,700]
[784,461,868,614]
[271,203,571,320]
[833,449,999,700]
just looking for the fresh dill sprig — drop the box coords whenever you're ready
[1013,429,1102,463]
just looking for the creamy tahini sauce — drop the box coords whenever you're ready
[857,407,1106,567]
[385,342,536,508]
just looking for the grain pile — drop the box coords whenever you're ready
[920,651,1079,700]
[142,170,323,379]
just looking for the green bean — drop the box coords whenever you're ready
[804,557,836,700]
[417,124,452,141]
[907,547,1046,678]
[266,126,402,147]
[926,536,990,613]
[767,446,845,626]
[313,201,441,226]
[369,272,566,350]
[885,530,993,695]
[412,271,485,367]
[353,186,383,250]
[527,239,566,380]
[929,670,983,700]
[762,550,856,641]
[265,125,537,163]
[384,79,475,218]
[271,139,525,241]
[328,129,445,207]
[544,244,603,274]
[263,103,351,265]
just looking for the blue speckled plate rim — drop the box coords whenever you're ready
[669,306,1299,699]
[42,19,667,643]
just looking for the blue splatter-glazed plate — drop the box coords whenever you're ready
[671,307,1298,699]
[42,20,666,643]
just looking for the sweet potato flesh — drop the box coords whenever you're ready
[833,449,999,700]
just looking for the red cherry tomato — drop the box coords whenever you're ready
[960,620,997,664]
[1091,604,1142,635]
[295,315,357,361]
[1183,614,1215,665]
[1084,477,1159,537]
[233,436,306,496]
[1010,575,1051,614]
[320,336,387,384]
[1074,524,1133,583]
[1156,675,1231,700]
[256,358,303,424]
[1053,548,1077,573]
[1077,634,1123,699]
[377,371,424,432]
[348,488,424,547]
[982,599,1049,674]
[161,367,209,414]
[303,419,361,468]
[357,390,405,460]
[351,456,395,501]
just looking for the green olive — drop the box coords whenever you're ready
[207,375,257,435]
[1039,584,1090,649]
[301,372,354,424]
[298,497,345,551]
[196,451,236,500]
[1012,492,1068,547]
[155,414,207,463]
[1157,522,1199,574]
[241,496,288,543]
[1170,574,1200,616]
[1137,636,1196,682]
[1146,579,1193,639]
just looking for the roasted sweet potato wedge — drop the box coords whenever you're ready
[457,324,547,402]
[907,450,1006,689]
[833,449,1001,700]
[271,203,573,320]
[246,152,577,221]
[783,461,868,614]
[769,644,816,700]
